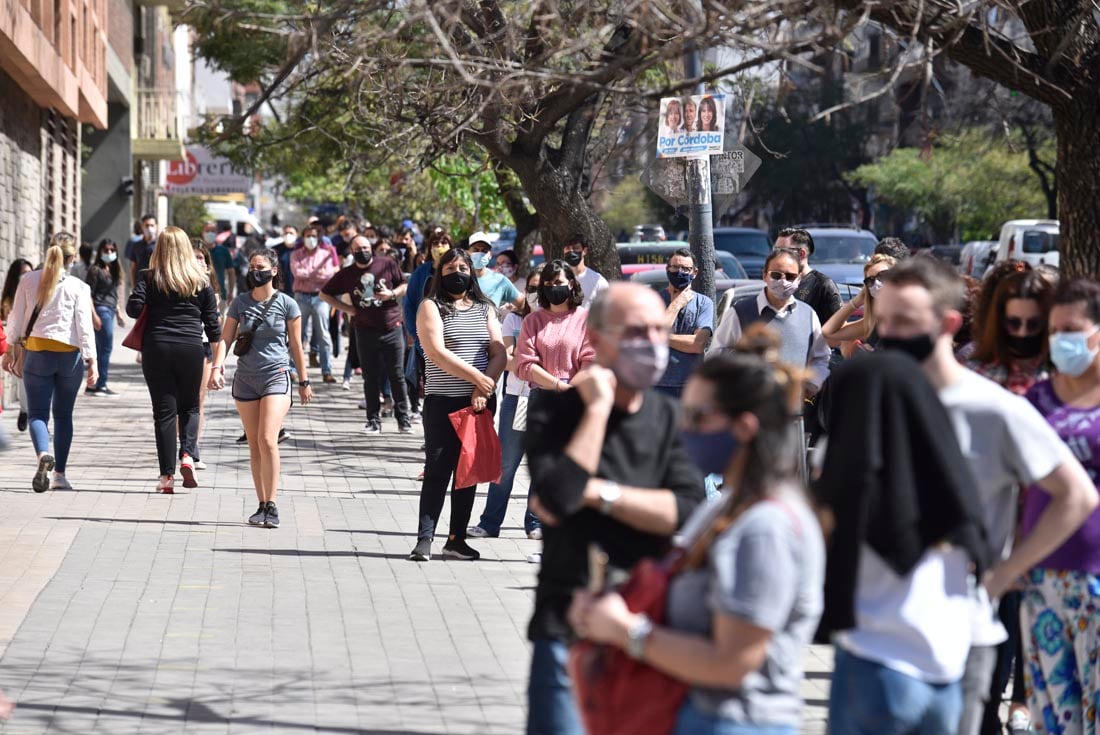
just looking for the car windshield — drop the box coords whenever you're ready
[812,234,878,264]
[715,231,770,257]
[715,251,748,278]
[1022,230,1059,254]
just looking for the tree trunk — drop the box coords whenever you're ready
[506,154,621,279]
[1054,98,1100,277]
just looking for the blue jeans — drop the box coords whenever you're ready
[93,305,115,388]
[674,696,795,735]
[829,648,963,735]
[22,349,84,472]
[295,293,333,375]
[527,638,583,735]
[478,393,539,535]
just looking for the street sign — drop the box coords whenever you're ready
[640,141,762,215]
[165,146,252,196]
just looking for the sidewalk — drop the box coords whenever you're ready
[0,343,831,734]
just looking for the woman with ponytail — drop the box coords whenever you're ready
[126,226,220,494]
[1,233,97,492]
[569,325,826,735]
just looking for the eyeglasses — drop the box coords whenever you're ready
[1004,316,1044,335]
[526,287,539,294]
[863,276,883,288]
[667,266,694,274]
[767,270,799,283]
[679,404,724,430]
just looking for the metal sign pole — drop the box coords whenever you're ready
[684,48,716,302]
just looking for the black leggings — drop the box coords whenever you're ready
[416,393,496,541]
[141,340,204,476]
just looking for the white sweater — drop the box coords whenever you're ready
[7,270,96,358]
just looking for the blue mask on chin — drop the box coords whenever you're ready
[678,428,739,477]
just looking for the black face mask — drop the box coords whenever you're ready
[563,251,583,267]
[879,333,936,362]
[353,251,373,266]
[246,269,274,289]
[441,272,472,296]
[1007,333,1044,358]
[545,284,572,306]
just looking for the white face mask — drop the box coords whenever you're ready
[101,252,117,263]
[203,231,216,244]
[144,226,157,239]
[766,276,800,301]
[868,279,884,298]
[304,237,318,250]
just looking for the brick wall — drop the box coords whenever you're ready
[107,0,133,73]
[0,67,46,273]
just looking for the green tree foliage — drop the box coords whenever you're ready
[848,130,1052,242]
[170,196,210,238]
[598,177,656,236]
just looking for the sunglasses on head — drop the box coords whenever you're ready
[767,270,799,283]
[1004,316,1044,333]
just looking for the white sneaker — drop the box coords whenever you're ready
[50,473,73,490]
[194,460,207,470]
[340,378,351,391]
[526,552,542,564]
[466,526,491,538]
[527,528,543,541]
[358,399,367,410]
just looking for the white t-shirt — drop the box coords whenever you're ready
[502,311,530,398]
[835,545,974,683]
[575,267,609,309]
[938,368,1070,645]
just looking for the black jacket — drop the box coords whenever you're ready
[796,269,843,325]
[127,271,221,346]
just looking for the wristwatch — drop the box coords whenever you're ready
[298,380,311,387]
[626,613,654,661]
[598,481,621,515]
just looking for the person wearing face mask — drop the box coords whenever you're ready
[774,228,843,326]
[496,249,523,289]
[409,248,506,561]
[403,230,454,410]
[709,248,830,396]
[467,232,522,308]
[126,227,221,494]
[821,253,895,355]
[209,224,235,307]
[869,258,1096,735]
[656,248,714,398]
[522,282,706,735]
[321,235,412,434]
[1008,278,1100,735]
[569,337,826,735]
[291,225,339,384]
[561,234,609,309]
[210,250,311,527]
[85,239,126,397]
[127,214,158,290]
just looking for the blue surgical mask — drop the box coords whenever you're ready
[470,252,492,270]
[668,270,693,290]
[1050,327,1100,377]
[678,429,739,476]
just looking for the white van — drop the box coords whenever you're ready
[958,240,997,277]
[204,202,264,240]
[993,219,1059,270]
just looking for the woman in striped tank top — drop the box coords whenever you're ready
[410,248,506,562]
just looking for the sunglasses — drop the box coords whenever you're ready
[679,404,724,430]
[526,286,539,294]
[863,276,882,288]
[767,270,799,283]
[1004,316,1044,334]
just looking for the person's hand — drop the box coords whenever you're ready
[1,354,13,375]
[471,390,488,413]
[568,589,596,636]
[116,313,126,328]
[571,366,616,411]
[571,590,636,647]
[86,362,98,389]
[375,286,394,302]
[473,373,496,396]
[92,312,103,331]
[209,367,226,391]
[983,565,1023,600]
[852,290,865,309]
[299,384,313,405]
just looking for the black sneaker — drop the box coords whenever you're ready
[264,502,280,528]
[398,422,413,434]
[236,433,248,444]
[408,538,431,562]
[32,454,55,493]
[17,412,28,432]
[248,503,266,525]
[277,428,290,444]
[84,387,102,396]
[100,387,120,397]
[442,539,480,561]
[362,421,382,435]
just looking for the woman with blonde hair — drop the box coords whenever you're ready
[821,253,896,353]
[126,226,220,493]
[1,232,97,492]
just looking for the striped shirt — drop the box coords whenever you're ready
[425,301,491,397]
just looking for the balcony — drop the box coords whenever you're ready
[133,88,185,161]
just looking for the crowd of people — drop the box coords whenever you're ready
[3,216,1100,735]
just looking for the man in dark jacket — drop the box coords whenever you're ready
[776,227,842,326]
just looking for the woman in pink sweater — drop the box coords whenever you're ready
[514,259,596,393]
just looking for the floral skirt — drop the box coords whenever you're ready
[1020,568,1100,735]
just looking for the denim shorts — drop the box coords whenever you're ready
[232,370,291,402]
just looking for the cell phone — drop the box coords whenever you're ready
[587,544,609,593]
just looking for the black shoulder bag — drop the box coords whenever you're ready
[233,295,279,357]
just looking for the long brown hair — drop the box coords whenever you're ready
[971,268,1056,366]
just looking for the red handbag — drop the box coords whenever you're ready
[447,406,502,488]
[121,306,148,351]
[568,554,689,735]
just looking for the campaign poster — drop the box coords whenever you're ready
[656,94,725,159]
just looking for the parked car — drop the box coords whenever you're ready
[713,227,771,278]
[992,219,1060,270]
[632,268,756,302]
[799,226,879,287]
[617,242,748,278]
[490,227,517,255]
[958,240,998,277]
[630,224,667,242]
[928,245,963,266]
